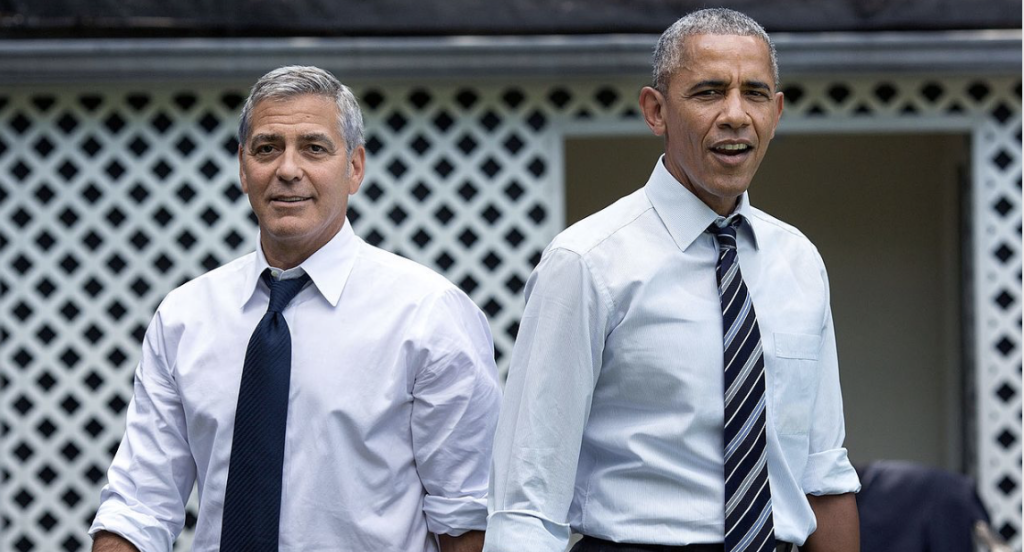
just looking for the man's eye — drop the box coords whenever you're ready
[309,144,326,153]
[254,144,276,154]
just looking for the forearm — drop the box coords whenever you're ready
[92,531,140,552]
[802,492,859,552]
[440,530,484,552]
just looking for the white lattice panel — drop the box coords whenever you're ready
[0,82,563,551]
[789,76,1023,548]
[1,75,1020,551]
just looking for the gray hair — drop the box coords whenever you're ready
[238,65,365,155]
[652,8,779,92]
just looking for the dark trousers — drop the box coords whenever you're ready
[570,535,794,552]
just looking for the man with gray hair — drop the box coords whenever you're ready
[485,9,859,552]
[90,65,501,552]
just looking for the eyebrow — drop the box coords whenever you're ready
[248,132,337,147]
[687,79,727,92]
[298,132,336,145]
[744,80,773,92]
[248,133,282,145]
[687,79,773,92]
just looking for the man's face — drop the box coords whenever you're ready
[240,94,364,268]
[640,34,784,215]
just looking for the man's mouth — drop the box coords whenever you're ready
[711,143,752,156]
[272,196,310,203]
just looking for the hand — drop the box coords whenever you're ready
[92,531,140,552]
[801,493,859,552]
[439,530,485,552]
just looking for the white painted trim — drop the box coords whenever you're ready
[561,113,982,138]
[549,133,569,231]
[0,30,1018,84]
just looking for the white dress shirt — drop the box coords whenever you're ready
[90,221,502,552]
[485,159,860,552]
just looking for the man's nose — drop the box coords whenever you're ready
[717,91,751,129]
[275,148,303,182]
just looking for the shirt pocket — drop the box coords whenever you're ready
[770,332,821,436]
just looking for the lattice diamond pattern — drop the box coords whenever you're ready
[1,76,1020,551]
[349,84,558,368]
[0,82,562,551]
[780,76,1023,549]
[961,79,1023,550]
[1,88,258,552]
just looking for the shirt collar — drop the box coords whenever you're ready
[241,219,360,309]
[643,156,761,251]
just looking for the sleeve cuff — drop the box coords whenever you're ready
[423,494,488,536]
[90,499,176,552]
[802,447,862,496]
[482,510,570,552]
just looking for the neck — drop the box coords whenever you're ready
[261,241,314,271]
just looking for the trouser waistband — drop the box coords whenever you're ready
[572,535,795,552]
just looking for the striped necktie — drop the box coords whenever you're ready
[221,269,310,551]
[707,219,777,552]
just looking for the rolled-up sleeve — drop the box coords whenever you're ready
[484,247,609,552]
[89,309,196,551]
[802,268,860,496]
[411,287,502,536]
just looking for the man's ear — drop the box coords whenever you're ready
[639,86,669,137]
[769,90,785,139]
[238,144,249,194]
[346,146,366,195]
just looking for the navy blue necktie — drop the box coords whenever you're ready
[221,270,310,551]
[707,219,777,552]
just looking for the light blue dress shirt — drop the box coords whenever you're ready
[90,221,502,551]
[485,159,860,551]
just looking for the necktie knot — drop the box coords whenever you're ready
[707,218,741,251]
[263,271,310,314]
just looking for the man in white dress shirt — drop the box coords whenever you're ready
[485,9,859,552]
[89,65,501,552]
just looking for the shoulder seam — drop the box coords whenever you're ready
[559,204,656,257]
[542,244,617,326]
